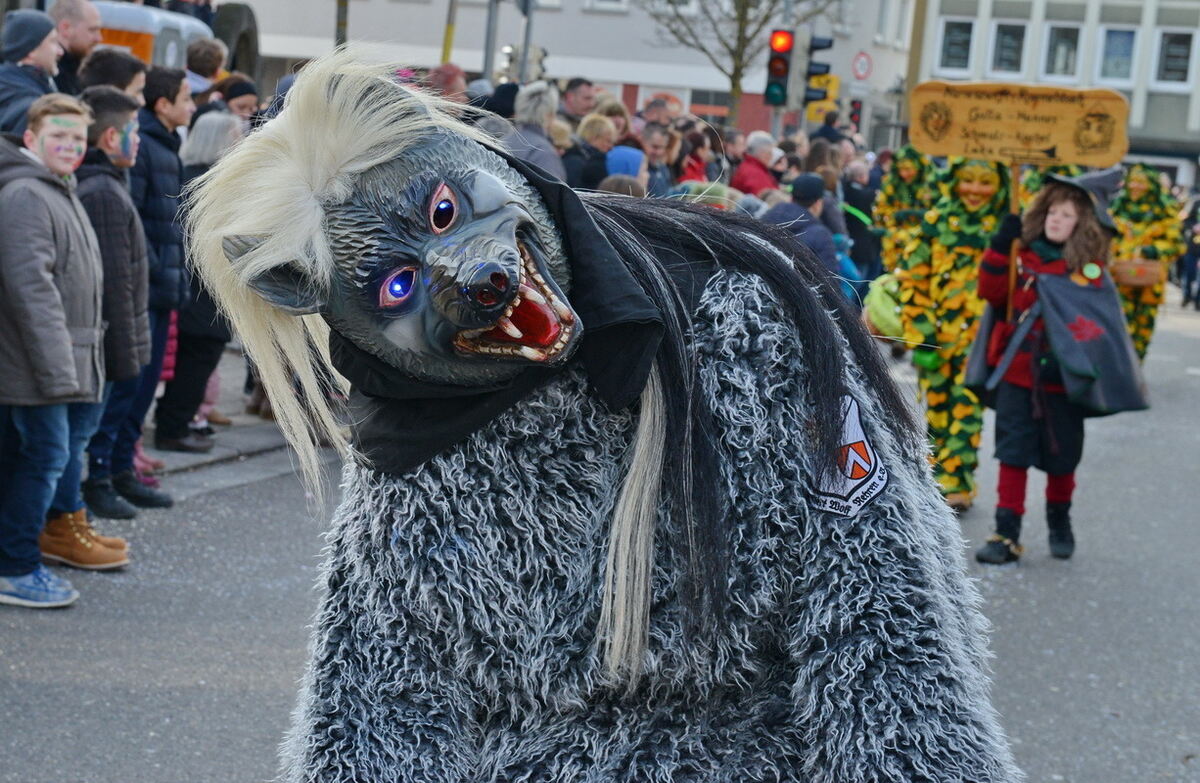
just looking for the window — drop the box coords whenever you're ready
[1041,24,1080,81]
[988,22,1026,75]
[587,0,629,10]
[1153,29,1194,89]
[876,0,891,40]
[1097,27,1137,85]
[936,18,974,75]
[897,0,912,47]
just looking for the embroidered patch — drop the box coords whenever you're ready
[813,396,889,517]
[1067,314,1105,342]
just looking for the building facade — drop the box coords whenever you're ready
[914,0,1200,184]
[246,0,911,143]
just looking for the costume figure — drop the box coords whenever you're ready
[896,158,1010,510]
[970,172,1146,564]
[1110,163,1185,360]
[1017,165,1083,209]
[189,53,1020,782]
[873,145,936,272]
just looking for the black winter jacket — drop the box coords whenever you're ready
[76,148,152,382]
[54,52,82,96]
[561,142,607,190]
[0,64,55,134]
[130,108,187,310]
[177,163,231,341]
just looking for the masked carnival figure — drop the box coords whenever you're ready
[896,158,1011,511]
[1018,165,1083,210]
[188,53,1021,783]
[1110,163,1186,360]
[874,145,936,272]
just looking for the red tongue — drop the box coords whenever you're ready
[484,297,561,348]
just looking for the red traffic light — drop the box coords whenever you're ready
[770,30,794,53]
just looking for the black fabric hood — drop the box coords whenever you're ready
[330,148,665,475]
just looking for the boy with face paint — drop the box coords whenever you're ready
[0,93,126,609]
[895,158,1011,511]
[75,86,152,523]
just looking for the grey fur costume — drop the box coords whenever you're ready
[281,271,1021,782]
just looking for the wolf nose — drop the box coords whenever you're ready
[464,263,513,313]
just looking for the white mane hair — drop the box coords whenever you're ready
[187,48,668,683]
[185,49,497,491]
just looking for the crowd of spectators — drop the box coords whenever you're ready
[452,70,887,295]
[0,2,276,608]
[0,12,891,608]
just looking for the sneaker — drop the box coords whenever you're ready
[82,478,138,520]
[0,564,79,608]
[113,470,174,509]
[206,410,233,426]
[153,432,214,453]
[40,512,130,571]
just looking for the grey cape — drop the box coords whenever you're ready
[967,269,1148,417]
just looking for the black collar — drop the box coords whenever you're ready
[330,150,664,475]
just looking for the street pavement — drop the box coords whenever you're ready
[2,298,1198,782]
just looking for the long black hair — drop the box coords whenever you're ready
[583,193,917,644]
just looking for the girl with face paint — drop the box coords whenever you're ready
[894,158,1011,511]
[1109,163,1186,360]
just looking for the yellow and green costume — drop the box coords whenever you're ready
[874,146,937,272]
[1110,163,1186,360]
[1019,165,1083,209]
[895,159,1010,502]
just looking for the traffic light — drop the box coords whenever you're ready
[764,29,793,107]
[790,28,834,107]
[849,99,863,129]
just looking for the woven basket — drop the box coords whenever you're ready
[1109,258,1164,288]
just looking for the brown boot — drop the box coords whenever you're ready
[40,512,130,571]
[73,510,128,552]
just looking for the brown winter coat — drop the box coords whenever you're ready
[0,137,104,405]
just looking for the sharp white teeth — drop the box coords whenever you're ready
[518,346,543,361]
[503,303,515,318]
[551,299,573,320]
[519,284,546,305]
[498,317,523,339]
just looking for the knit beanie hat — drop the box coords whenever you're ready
[606,145,645,177]
[3,10,56,64]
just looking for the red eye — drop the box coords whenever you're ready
[379,267,418,308]
[429,183,457,234]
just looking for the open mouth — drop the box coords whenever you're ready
[452,240,576,362]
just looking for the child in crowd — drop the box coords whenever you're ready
[973,173,1144,564]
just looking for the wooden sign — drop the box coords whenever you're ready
[908,81,1130,167]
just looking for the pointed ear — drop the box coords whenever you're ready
[223,234,325,316]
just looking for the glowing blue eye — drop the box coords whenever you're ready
[429,183,457,233]
[379,267,417,308]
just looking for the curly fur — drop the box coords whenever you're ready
[280,271,1021,782]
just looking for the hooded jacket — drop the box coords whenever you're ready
[0,137,104,405]
[0,63,55,134]
[129,107,188,310]
[76,147,151,382]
